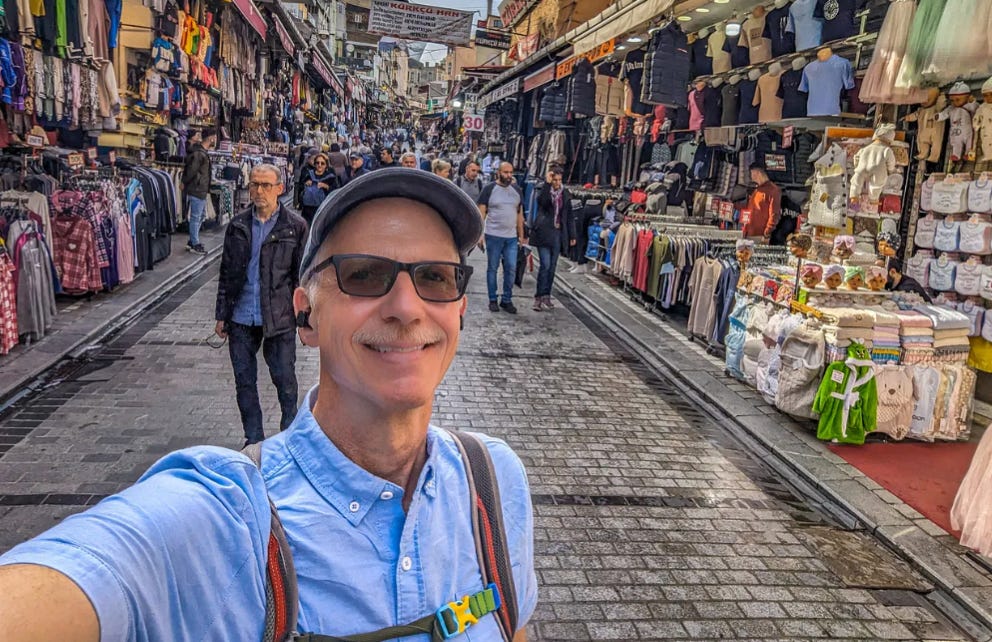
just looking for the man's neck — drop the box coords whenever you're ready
[255,204,278,222]
[312,379,432,510]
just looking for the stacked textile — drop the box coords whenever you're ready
[915,305,971,363]
[870,309,902,364]
[820,307,875,363]
[894,310,934,364]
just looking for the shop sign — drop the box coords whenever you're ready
[555,38,615,79]
[86,147,98,160]
[478,78,521,110]
[312,56,333,87]
[67,152,85,170]
[498,0,538,28]
[26,134,44,147]
[782,126,794,149]
[522,63,555,93]
[464,92,479,110]
[108,151,116,164]
[463,113,484,132]
[218,141,233,153]
[230,0,267,41]
[475,28,511,50]
[267,141,289,156]
[273,16,295,57]
[368,0,472,47]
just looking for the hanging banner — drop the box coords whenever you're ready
[312,55,333,87]
[555,38,616,78]
[273,15,295,57]
[509,32,540,61]
[367,0,472,47]
[522,63,554,93]
[478,78,521,110]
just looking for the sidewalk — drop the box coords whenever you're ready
[554,263,992,631]
[0,228,224,404]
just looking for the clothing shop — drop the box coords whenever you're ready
[481,0,992,558]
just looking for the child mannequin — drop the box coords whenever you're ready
[844,266,866,291]
[866,265,887,291]
[824,264,845,289]
[939,82,979,162]
[801,263,823,289]
[904,88,948,162]
[972,77,992,163]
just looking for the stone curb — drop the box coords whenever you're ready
[0,244,223,407]
[553,267,992,632]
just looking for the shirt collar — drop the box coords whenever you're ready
[286,386,438,526]
[253,206,281,226]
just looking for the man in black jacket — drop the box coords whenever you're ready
[530,168,575,311]
[214,164,309,445]
[182,127,216,255]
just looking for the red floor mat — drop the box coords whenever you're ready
[827,442,978,535]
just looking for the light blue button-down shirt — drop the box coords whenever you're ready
[232,210,280,327]
[0,387,538,641]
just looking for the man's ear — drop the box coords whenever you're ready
[294,287,318,346]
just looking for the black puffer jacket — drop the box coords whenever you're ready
[567,58,597,118]
[539,83,568,124]
[530,183,576,252]
[215,205,308,338]
[641,22,691,108]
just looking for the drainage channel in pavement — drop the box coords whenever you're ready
[0,264,221,473]
[558,288,992,642]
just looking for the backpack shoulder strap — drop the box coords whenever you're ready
[447,430,518,640]
[243,443,300,642]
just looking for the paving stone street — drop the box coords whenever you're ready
[0,254,980,641]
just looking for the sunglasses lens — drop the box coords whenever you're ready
[414,263,465,302]
[336,256,395,296]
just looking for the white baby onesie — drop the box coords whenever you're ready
[850,141,897,200]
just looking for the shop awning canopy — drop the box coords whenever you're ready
[230,0,267,40]
[568,0,673,54]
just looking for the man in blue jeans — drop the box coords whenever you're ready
[477,162,526,314]
[182,127,217,254]
[213,164,309,445]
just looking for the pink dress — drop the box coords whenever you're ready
[859,0,928,104]
[952,425,992,556]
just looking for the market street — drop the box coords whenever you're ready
[0,255,974,641]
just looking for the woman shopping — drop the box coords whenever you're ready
[530,167,576,311]
[300,153,341,225]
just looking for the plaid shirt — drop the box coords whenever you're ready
[52,190,110,268]
[0,252,16,354]
[51,216,102,293]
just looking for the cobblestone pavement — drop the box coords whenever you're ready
[0,256,976,641]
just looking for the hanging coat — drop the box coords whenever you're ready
[812,342,878,445]
[567,58,597,118]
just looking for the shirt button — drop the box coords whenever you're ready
[349,501,360,513]
[380,490,394,500]
[401,556,412,571]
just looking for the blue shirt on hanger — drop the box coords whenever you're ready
[799,54,854,116]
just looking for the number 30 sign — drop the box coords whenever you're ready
[463,114,484,132]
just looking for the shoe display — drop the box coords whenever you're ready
[500,301,517,314]
[489,301,499,312]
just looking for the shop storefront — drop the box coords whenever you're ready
[480,0,992,557]
[0,0,367,362]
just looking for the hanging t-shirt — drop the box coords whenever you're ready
[619,48,649,116]
[707,29,731,74]
[690,34,712,77]
[777,68,807,118]
[798,54,854,116]
[815,0,862,43]
[763,4,796,57]
[688,89,704,131]
[786,0,822,51]
[723,33,749,69]
[702,86,722,127]
[721,82,741,126]
[739,14,772,64]
[738,79,759,124]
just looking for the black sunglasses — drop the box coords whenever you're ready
[310,254,473,302]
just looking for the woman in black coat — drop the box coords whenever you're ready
[529,168,576,311]
[299,153,341,225]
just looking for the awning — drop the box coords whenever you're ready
[271,14,295,57]
[569,0,673,54]
[230,0,267,40]
[522,63,555,93]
